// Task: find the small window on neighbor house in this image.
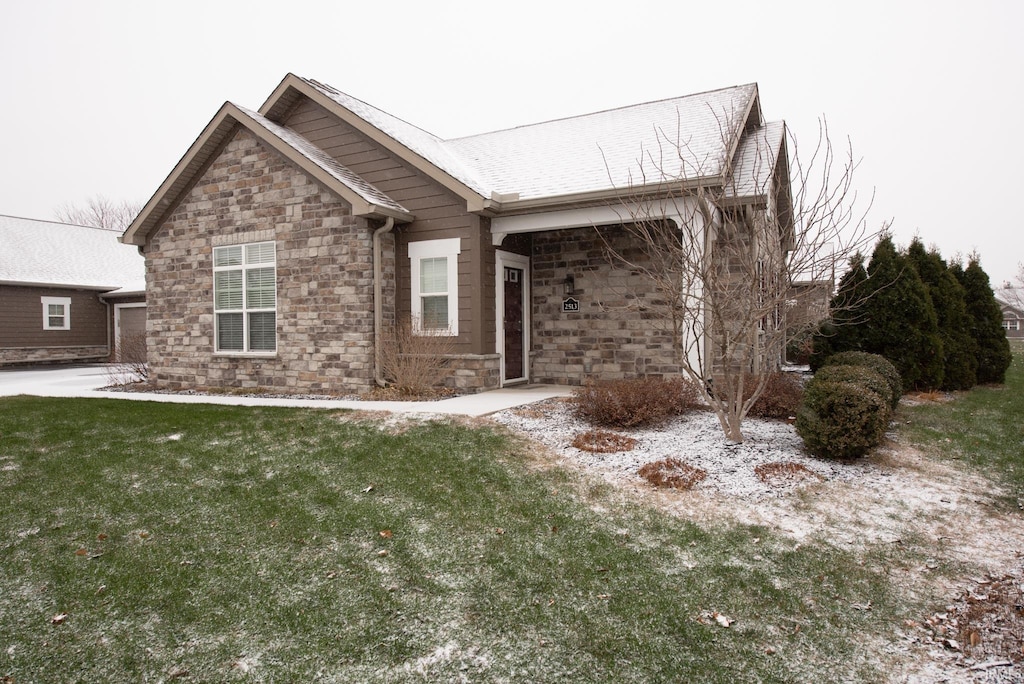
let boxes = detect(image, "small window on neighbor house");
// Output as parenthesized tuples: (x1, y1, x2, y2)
(213, 242, 277, 353)
(409, 238, 460, 335)
(41, 297, 71, 330)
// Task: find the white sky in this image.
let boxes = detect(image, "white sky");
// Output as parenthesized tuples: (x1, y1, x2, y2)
(2, 0, 1021, 284)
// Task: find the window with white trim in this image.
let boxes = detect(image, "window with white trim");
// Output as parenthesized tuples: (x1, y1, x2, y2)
(213, 242, 277, 352)
(409, 238, 460, 335)
(41, 296, 71, 330)
(1003, 319, 1020, 332)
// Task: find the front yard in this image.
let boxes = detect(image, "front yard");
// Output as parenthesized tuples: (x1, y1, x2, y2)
(0, 344, 1021, 682)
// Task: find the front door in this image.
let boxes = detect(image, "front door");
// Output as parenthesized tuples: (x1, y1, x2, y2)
(503, 267, 524, 380)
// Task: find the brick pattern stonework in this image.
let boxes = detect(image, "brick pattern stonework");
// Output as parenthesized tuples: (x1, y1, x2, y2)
(146, 129, 393, 394)
(530, 226, 683, 385)
(0, 346, 109, 366)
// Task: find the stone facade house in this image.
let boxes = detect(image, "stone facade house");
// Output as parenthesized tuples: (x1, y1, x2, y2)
(123, 74, 794, 394)
(1, 215, 146, 366)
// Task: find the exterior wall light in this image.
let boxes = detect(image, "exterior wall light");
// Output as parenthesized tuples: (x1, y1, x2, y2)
(563, 274, 575, 296)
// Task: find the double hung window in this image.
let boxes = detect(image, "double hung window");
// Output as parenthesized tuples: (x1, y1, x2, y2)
(41, 296, 71, 330)
(409, 238, 460, 335)
(213, 242, 277, 352)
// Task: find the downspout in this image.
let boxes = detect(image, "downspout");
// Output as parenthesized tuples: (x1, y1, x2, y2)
(373, 217, 396, 387)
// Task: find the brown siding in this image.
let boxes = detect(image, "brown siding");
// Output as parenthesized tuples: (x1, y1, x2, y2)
(0, 285, 109, 348)
(283, 99, 487, 354)
(1, 285, 110, 365)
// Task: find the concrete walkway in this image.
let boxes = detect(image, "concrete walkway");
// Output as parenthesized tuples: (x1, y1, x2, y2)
(0, 365, 573, 417)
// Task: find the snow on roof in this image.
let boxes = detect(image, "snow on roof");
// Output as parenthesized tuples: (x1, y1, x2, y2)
(0, 215, 145, 290)
(235, 105, 410, 215)
(304, 78, 761, 202)
(300, 79, 491, 197)
(727, 120, 788, 199)
(448, 84, 760, 200)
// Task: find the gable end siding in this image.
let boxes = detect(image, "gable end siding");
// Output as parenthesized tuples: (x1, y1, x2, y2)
(283, 99, 491, 354)
(146, 128, 391, 392)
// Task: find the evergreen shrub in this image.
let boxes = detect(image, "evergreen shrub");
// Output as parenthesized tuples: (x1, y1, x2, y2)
(795, 378, 890, 460)
(822, 351, 903, 409)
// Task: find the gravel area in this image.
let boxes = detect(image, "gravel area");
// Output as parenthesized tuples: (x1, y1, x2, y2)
(491, 397, 876, 501)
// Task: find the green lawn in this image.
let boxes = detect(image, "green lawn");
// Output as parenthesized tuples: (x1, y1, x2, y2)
(0, 397, 923, 682)
(901, 339, 1024, 508)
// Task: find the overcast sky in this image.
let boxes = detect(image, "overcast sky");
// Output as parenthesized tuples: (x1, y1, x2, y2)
(2, 0, 1021, 283)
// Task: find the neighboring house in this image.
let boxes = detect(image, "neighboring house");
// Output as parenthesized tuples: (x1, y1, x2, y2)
(123, 73, 793, 394)
(995, 288, 1024, 339)
(0, 215, 146, 366)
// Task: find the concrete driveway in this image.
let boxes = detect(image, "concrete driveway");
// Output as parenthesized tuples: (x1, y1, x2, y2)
(0, 365, 572, 417)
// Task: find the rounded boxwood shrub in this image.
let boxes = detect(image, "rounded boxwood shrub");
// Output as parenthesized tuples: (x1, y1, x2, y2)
(796, 378, 890, 460)
(812, 365, 892, 412)
(823, 351, 902, 409)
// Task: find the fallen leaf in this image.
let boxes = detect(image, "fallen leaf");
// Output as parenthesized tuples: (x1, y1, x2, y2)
(714, 612, 735, 628)
(96, 585, 107, 595)
(75, 548, 88, 556)
(269, 520, 278, 528)
(942, 638, 960, 651)
(969, 631, 981, 647)
(361, 485, 374, 493)
(97, 533, 108, 541)
(377, 550, 389, 557)
(51, 613, 68, 625)
(495, 528, 505, 535)
(326, 571, 338, 579)
(168, 667, 189, 679)
(379, 529, 393, 539)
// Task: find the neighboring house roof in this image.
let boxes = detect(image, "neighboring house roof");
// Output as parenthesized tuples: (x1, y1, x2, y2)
(0, 214, 145, 291)
(995, 288, 1024, 315)
(127, 74, 788, 245)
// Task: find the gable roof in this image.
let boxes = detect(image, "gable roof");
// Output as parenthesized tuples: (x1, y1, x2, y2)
(123, 103, 413, 247)
(128, 75, 787, 248)
(260, 74, 772, 212)
(0, 214, 145, 290)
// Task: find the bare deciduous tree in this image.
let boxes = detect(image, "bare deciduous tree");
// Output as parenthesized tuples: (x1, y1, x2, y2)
(601, 113, 879, 442)
(55, 195, 141, 232)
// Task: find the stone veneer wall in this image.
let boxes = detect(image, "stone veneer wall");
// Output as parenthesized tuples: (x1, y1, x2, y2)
(0, 346, 109, 366)
(530, 226, 683, 385)
(146, 129, 392, 394)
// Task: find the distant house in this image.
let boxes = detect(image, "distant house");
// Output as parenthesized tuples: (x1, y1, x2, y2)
(0, 215, 146, 366)
(123, 73, 793, 394)
(995, 288, 1024, 339)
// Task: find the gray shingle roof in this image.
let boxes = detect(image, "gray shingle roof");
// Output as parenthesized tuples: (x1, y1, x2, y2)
(303, 78, 767, 202)
(0, 215, 145, 290)
(727, 120, 788, 199)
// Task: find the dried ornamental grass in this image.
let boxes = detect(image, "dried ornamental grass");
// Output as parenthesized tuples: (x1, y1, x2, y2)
(753, 461, 826, 486)
(571, 429, 638, 453)
(638, 458, 708, 490)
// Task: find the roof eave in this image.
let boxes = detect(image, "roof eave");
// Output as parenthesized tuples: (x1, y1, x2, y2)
(0, 279, 120, 291)
(491, 176, 722, 215)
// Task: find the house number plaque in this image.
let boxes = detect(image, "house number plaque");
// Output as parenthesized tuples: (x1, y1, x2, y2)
(562, 297, 580, 313)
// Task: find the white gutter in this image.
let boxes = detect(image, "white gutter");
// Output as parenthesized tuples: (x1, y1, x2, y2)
(372, 217, 395, 387)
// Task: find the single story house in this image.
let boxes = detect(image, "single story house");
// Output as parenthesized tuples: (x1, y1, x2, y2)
(1, 214, 146, 366)
(123, 73, 793, 394)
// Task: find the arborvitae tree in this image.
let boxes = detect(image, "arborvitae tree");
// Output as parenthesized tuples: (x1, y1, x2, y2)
(810, 253, 868, 370)
(905, 239, 978, 390)
(860, 236, 944, 390)
(956, 256, 1012, 384)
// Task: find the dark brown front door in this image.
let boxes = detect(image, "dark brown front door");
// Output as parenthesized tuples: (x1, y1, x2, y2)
(504, 267, 524, 380)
